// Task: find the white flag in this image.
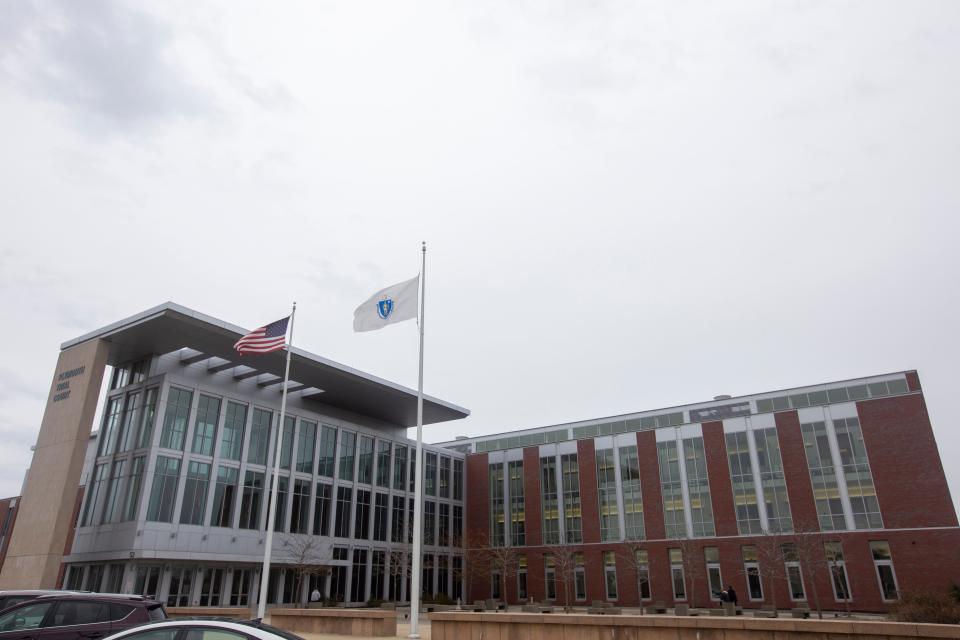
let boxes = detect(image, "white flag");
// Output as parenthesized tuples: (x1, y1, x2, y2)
(353, 275, 419, 332)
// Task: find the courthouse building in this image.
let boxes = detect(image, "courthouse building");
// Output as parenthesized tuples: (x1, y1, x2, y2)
(0, 302, 957, 613)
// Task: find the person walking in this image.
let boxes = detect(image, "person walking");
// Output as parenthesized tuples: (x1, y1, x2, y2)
(726, 585, 738, 605)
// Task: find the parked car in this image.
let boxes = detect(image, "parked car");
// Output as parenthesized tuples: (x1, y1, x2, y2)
(0, 593, 166, 640)
(0, 592, 77, 614)
(103, 619, 305, 640)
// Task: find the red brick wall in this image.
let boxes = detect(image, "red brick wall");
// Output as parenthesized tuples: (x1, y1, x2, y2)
(775, 411, 821, 532)
(637, 430, 665, 541)
(465, 453, 489, 600)
(857, 394, 958, 529)
(905, 370, 922, 392)
(702, 421, 738, 537)
(522, 447, 542, 547)
(577, 439, 600, 545)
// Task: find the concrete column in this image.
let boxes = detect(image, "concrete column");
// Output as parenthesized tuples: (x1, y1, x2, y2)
(0, 338, 110, 589)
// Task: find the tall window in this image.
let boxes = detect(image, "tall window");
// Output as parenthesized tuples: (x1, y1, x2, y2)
(297, 420, 317, 474)
(409, 453, 416, 492)
(357, 435, 374, 484)
(825, 542, 852, 601)
(658, 441, 686, 538)
(355, 489, 371, 540)
(239, 470, 264, 529)
(453, 505, 463, 545)
(280, 416, 295, 470)
(179, 460, 211, 525)
(334, 487, 352, 537)
(561, 453, 582, 543)
(122, 456, 146, 521)
(452, 556, 463, 601)
(782, 543, 806, 601)
(318, 425, 337, 477)
(596, 449, 619, 541)
(636, 549, 651, 600)
(755, 427, 793, 532)
(247, 408, 272, 465)
(100, 459, 126, 524)
(351, 549, 368, 603)
(669, 548, 686, 600)
(98, 397, 123, 456)
(439, 456, 451, 498)
(870, 541, 898, 601)
(541, 456, 560, 544)
(269, 475, 288, 531)
(489, 463, 505, 546)
(291, 479, 311, 534)
(453, 459, 464, 501)
(508, 460, 525, 546)
(313, 483, 332, 536)
(393, 445, 407, 490)
(545, 556, 557, 599)
(705, 547, 723, 601)
(373, 493, 389, 541)
(424, 500, 436, 545)
(574, 553, 586, 601)
(211, 465, 238, 527)
(117, 392, 140, 453)
(742, 545, 763, 600)
(801, 421, 846, 530)
(146, 456, 180, 522)
(425, 452, 437, 496)
(372, 550, 386, 601)
(137, 387, 159, 448)
(684, 437, 715, 537)
(517, 555, 528, 600)
(619, 445, 645, 540)
(159, 387, 193, 450)
(392, 496, 406, 543)
(376, 440, 391, 488)
(438, 502, 450, 546)
(339, 432, 356, 481)
(191, 395, 221, 455)
(220, 401, 246, 461)
(726, 431, 761, 535)
(604, 551, 618, 600)
(835, 417, 882, 529)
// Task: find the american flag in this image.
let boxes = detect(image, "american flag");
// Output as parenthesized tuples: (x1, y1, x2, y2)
(234, 316, 290, 354)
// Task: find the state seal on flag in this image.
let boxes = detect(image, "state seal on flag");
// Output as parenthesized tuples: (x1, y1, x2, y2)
(377, 298, 394, 320)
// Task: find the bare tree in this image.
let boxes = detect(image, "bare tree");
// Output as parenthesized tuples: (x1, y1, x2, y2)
(791, 524, 827, 619)
(279, 535, 332, 607)
(614, 541, 648, 614)
(387, 550, 411, 603)
(458, 530, 493, 604)
(549, 545, 580, 613)
(486, 545, 520, 610)
(752, 530, 787, 615)
(676, 538, 706, 608)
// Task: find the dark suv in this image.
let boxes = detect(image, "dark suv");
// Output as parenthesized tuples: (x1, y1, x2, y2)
(0, 594, 166, 640)
(0, 593, 76, 614)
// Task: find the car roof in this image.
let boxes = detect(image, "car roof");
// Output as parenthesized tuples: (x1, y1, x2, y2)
(0, 590, 78, 596)
(30, 593, 161, 605)
(108, 619, 305, 640)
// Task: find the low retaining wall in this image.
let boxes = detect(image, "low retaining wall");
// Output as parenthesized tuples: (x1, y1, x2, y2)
(269, 608, 397, 637)
(166, 607, 252, 619)
(431, 612, 960, 640)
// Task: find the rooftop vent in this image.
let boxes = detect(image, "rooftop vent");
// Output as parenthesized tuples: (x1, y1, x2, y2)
(713, 394, 732, 401)
(455, 435, 469, 440)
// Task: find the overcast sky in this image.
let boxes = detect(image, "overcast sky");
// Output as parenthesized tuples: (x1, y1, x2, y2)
(0, 1, 958, 510)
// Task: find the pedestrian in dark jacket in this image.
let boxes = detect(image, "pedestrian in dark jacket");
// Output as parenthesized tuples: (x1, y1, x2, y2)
(726, 585, 738, 605)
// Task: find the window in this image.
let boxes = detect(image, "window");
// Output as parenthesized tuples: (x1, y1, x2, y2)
(409, 452, 416, 492)
(238, 470, 264, 530)
(98, 397, 123, 456)
(291, 479, 311, 534)
(297, 420, 317, 474)
(424, 500, 436, 546)
(596, 449, 619, 541)
(561, 453, 582, 543)
(604, 551, 618, 600)
(835, 417, 882, 529)
(871, 541, 898, 601)
(211, 466, 238, 527)
(199, 568, 225, 606)
(351, 549, 368, 603)
(0, 602, 53, 631)
(55, 599, 109, 625)
(508, 460, 525, 546)
(391, 495, 406, 543)
(376, 440, 391, 488)
(318, 425, 337, 477)
(358, 435, 374, 484)
(545, 556, 557, 600)
(422, 553, 434, 596)
(782, 543, 806, 601)
(82, 463, 109, 526)
(742, 545, 763, 601)
(669, 548, 686, 600)
(658, 441, 686, 538)
(334, 487, 352, 537)
(313, 483, 332, 536)
(725, 431, 762, 535)
(438, 502, 450, 546)
(339, 432, 356, 481)
(425, 452, 437, 496)
(619, 445, 645, 540)
(146, 456, 180, 522)
(453, 459, 464, 500)
(191, 395, 221, 455)
(159, 387, 193, 450)
(85, 564, 104, 591)
(268, 475, 288, 531)
(134, 566, 161, 599)
(247, 408, 272, 465)
(825, 542, 852, 601)
(491, 570, 501, 600)
(393, 445, 407, 490)
(230, 569, 251, 606)
(355, 489, 371, 539)
(372, 550, 386, 601)
(220, 401, 247, 461)
(453, 505, 463, 545)
(117, 391, 141, 453)
(137, 387, 159, 448)
(123, 456, 146, 521)
(801, 422, 846, 531)
(167, 567, 193, 606)
(373, 492, 389, 541)
(184, 630, 246, 640)
(541, 456, 560, 544)
(755, 427, 793, 533)
(101, 459, 126, 524)
(684, 437, 715, 537)
(437, 554, 450, 598)
(452, 556, 463, 601)
(179, 460, 211, 525)
(517, 555, 528, 600)
(280, 416, 295, 470)
(574, 553, 587, 601)
(389, 551, 405, 601)
(489, 463, 505, 546)
(636, 550, 651, 600)
(439, 456, 451, 498)
(705, 547, 722, 601)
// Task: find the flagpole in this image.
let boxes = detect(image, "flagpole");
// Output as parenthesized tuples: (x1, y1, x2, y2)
(257, 302, 296, 620)
(409, 242, 426, 639)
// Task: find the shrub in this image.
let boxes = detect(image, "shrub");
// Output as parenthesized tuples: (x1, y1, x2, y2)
(367, 598, 384, 608)
(432, 593, 454, 605)
(889, 591, 960, 625)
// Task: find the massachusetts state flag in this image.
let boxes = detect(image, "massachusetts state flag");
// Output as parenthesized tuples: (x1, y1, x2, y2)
(234, 316, 290, 354)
